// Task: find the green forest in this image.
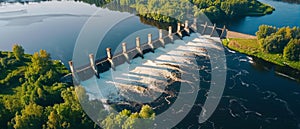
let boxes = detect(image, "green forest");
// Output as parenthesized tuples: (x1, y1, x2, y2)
(134, 0, 274, 22)
(79, 0, 274, 22)
(0, 45, 155, 129)
(256, 25, 300, 61)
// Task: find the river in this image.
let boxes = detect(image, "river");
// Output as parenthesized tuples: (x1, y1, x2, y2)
(0, 0, 299, 129)
(221, 0, 300, 35)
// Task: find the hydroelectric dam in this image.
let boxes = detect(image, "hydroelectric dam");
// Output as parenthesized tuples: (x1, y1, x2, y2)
(63, 19, 228, 127)
(63, 19, 228, 84)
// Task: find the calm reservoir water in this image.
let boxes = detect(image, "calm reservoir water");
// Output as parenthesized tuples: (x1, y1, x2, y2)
(0, 0, 299, 129)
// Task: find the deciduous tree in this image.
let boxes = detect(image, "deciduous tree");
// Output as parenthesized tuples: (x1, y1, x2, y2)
(256, 25, 277, 39)
(284, 39, 300, 61)
(12, 44, 24, 61)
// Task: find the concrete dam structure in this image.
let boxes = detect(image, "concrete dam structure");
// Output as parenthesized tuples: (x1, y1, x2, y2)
(63, 19, 228, 83)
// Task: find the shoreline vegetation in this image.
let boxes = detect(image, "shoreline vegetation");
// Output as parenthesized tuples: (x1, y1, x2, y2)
(131, 0, 275, 22)
(79, 0, 275, 22)
(223, 25, 300, 71)
(223, 38, 300, 71)
(0, 46, 156, 128)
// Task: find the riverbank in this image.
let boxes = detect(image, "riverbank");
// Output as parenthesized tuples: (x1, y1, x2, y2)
(222, 36, 300, 71)
(226, 31, 257, 39)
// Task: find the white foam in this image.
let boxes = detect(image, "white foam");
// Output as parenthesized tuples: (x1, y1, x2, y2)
(275, 71, 297, 81)
(81, 33, 221, 103)
(226, 47, 236, 53)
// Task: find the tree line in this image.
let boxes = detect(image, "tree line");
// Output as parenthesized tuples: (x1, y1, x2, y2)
(256, 25, 300, 61)
(123, 0, 274, 22)
(193, 0, 274, 20)
(77, 0, 274, 23)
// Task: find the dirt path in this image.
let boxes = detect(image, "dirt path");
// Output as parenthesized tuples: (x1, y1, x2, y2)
(226, 30, 257, 39)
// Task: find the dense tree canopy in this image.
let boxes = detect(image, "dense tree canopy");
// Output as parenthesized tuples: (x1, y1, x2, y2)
(260, 34, 286, 53)
(256, 25, 277, 39)
(0, 45, 156, 129)
(0, 46, 94, 129)
(256, 25, 300, 61)
(220, 0, 248, 18)
(79, 0, 274, 22)
(101, 105, 155, 129)
(284, 39, 300, 61)
(131, 0, 274, 22)
(12, 103, 44, 129)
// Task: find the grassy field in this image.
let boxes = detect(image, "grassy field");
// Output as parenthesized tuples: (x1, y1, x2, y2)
(222, 38, 300, 71)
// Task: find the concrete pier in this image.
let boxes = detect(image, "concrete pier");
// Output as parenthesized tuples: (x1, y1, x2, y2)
(159, 29, 165, 47)
(220, 25, 226, 38)
(89, 54, 96, 71)
(68, 61, 80, 83)
(184, 20, 190, 34)
(192, 18, 197, 30)
(136, 37, 140, 49)
(148, 34, 152, 44)
(177, 22, 181, 32)
(89, 54, 99, 78)
(136, 37, 143, 56)
(122, 42, 127, 53)
(202, 22, 207, 35)
(159, 29, 163, 40)
(68, 61, 75, 75)
(106, 48, 112, 59)
(168, 26, 172, 36)
(177, 22, 182, 37)
(148, 33, 154, 50)
(106, 47, 115, 70)
(122, 42, 130, 63)
(210, 23, 216, 37)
